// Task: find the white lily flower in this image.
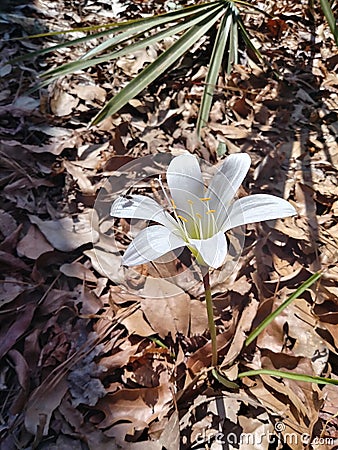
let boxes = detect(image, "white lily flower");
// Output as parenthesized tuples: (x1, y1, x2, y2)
(111, 153, 296, 269)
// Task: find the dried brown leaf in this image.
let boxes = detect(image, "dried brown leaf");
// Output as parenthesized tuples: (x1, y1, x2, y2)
(96, 384, 172, 429)
(121, 308, 155, 337)
(0, 277, 28, 307)
(0, 303, 35, 359)
(29, 212, 99, 252)
(60, 262, 97, 283)
(50, 89, 79, 116)
(17, 225, 54, 259)
(140, 293, 190, 338)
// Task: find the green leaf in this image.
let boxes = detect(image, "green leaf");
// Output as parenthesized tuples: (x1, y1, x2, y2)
(197, 8, 233, 135)
(245, 271, 322, 346)
(227, 5, 239, 72)
(82, 1, 221, 60)
(12, 25, 140, 64)
(320, 0, 338, 46)
(212, 368, 239, 389)
(91, 5, 225, 126)
(237, 15, 263, 63)
(238, 369, 338, 386)
(41, 6, 221, 82)
(13, 1, 220, 63)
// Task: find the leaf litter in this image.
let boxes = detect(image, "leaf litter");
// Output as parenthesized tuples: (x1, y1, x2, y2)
(0, 0, 337, 448)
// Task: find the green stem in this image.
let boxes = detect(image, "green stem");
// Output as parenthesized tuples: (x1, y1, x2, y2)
(203, 270, 218, 367)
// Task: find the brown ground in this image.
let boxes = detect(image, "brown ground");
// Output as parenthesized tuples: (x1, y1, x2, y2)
(0, 0, 337, 449)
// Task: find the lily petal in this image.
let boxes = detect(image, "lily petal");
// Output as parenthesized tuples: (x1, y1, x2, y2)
(206, 153, 251, 229)
(189, 231, 228, 269)
(167, 154, 205, 217)
(122, 225, 186, 266)
(111, 194, 177, 230)
(223, 194, 297, 231)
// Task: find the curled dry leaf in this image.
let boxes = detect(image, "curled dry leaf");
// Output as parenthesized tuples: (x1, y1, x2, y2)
(29, 212, 99, 252)
(72, 285, 103, 315)
(220, 297, 259, 368)
(63, 160, 96, 195)
(50, 89, 79, 117)
(84, 248, 124, 284)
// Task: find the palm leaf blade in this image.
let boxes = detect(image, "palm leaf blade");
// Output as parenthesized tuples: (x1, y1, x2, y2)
(320, 0, 338, 45)
(41, 7, 221, 81)
(91, 6, 225, 126)
(197, 9, 233, 134)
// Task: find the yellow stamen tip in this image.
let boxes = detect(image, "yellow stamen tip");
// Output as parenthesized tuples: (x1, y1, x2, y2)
(196, 213, 202, 219)
(171, 199, 177, 209)
(206, 209, 216, 214)
(187, 200, 193, 205)
(177, 215, 188, 223)
(200, 197, 211, 201)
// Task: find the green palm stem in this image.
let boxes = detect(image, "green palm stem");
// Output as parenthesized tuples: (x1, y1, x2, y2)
(203, 270, 218, 367)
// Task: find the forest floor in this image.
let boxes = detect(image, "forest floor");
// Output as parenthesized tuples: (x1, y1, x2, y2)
(0, 0, 338, 449)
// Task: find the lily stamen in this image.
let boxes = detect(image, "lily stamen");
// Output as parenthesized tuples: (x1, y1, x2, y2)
(177, 215, 188, 223)
(186, 199, 201, 239)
